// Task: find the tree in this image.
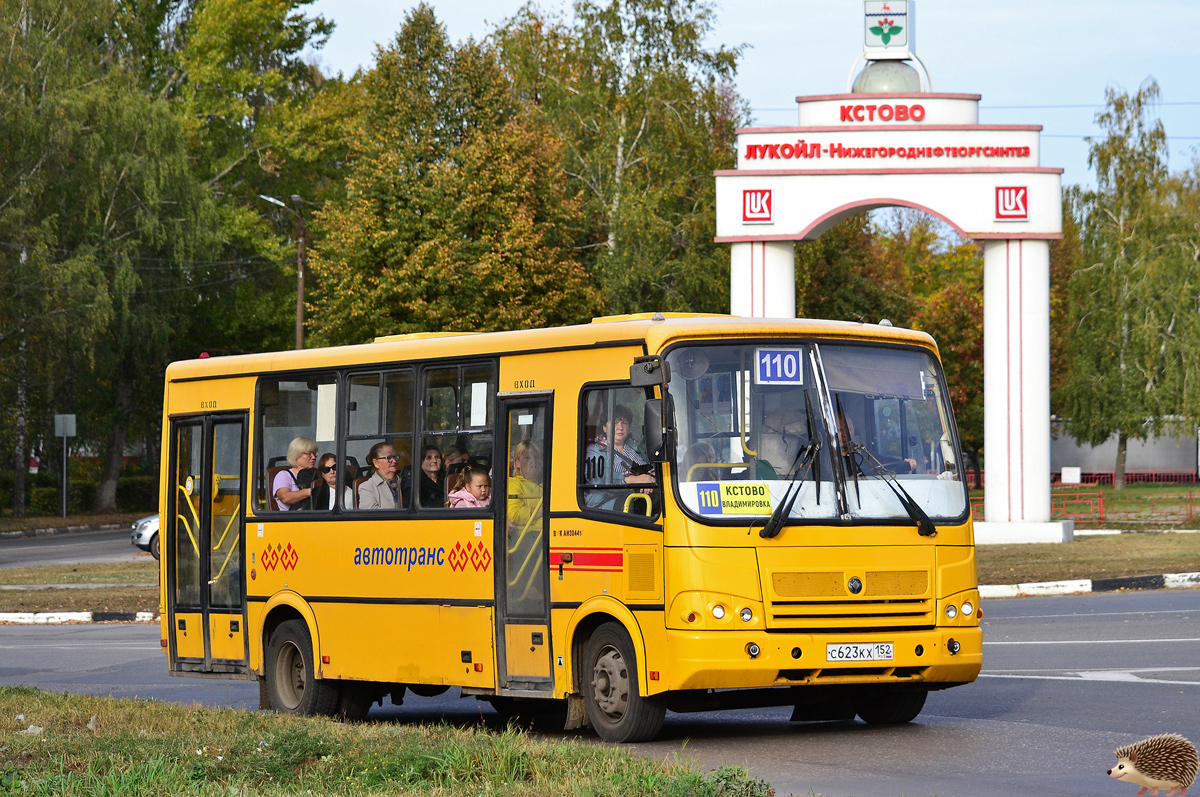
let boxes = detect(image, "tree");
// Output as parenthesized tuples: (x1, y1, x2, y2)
(1049, 193, 1084, 401)
(309, 5, 601, 344)
(494, 0, 747, 314)
(794, 214, 910, 324)
(1058, 79, 1179, 489)
(869, 210, 984, 485)
(171, 0, 346, 358)
(0, 0, 124, 515)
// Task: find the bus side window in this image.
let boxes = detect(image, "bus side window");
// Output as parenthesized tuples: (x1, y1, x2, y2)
(416, 363, 495, 509)
(256, 375, 337, 512)
(346, 369, 414, 509)
(579, 386, 660, 519)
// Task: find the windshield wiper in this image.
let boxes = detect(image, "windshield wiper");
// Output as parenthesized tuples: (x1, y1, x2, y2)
(835, 396, 862, 504)
(835, 396, 937, 538)
(761, 392, 822, 539)
(853, 446, 938, 537)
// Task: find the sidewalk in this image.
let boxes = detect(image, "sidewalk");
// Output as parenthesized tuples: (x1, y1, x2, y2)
(0, 523, 128, 540)
(980, 570, 1200, 598)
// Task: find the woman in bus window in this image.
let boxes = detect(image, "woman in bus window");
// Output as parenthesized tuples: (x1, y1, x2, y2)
(359, 442, 401, 509)
(316, 452, 354, 510)
(273, 437, 317, 511)
(401, 444, 444, 508)
(584, 404, 655, 509)
(507, 440, 543, 532)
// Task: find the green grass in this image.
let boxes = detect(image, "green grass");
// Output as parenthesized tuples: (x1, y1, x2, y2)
(0, 687, 774, 796)
(977, 531, 1200, 584)
(0, 561, 158, 586)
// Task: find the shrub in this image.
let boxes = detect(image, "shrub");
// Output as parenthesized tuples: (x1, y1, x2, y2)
(28, 487, 58, 516)
(117, 476, 157, 512)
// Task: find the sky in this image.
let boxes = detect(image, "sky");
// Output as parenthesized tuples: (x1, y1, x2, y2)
(305, 0, 1199, 190)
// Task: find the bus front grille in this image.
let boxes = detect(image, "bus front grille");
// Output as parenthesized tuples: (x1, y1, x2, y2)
(766, 569, 934, 631)
(766, 598, 933, 630)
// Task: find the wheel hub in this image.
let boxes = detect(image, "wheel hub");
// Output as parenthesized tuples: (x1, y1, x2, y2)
(590, 645, 628, 720)
(276, 640, 305, 710)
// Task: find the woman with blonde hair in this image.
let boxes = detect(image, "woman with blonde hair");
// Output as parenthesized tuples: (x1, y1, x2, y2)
(507, 440, 543, 532)
(273, 437, 317, 511)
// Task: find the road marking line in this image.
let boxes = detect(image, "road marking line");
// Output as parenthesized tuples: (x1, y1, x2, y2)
(984, 638, 1200, 645)
(0, 645, 156, 650)
(980, 673, 1200, 686)
(992, 666, 1200, 674)
(987, 609, 1200, 620)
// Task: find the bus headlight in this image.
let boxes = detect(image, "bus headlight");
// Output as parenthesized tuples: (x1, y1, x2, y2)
(740, 607, 753, 622)
(961, 601, 974, 617)
(945, 604, 957, 620)
(712, 605, 726, 620)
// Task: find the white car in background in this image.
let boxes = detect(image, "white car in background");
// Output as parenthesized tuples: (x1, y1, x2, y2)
(130, 514, 160, 560)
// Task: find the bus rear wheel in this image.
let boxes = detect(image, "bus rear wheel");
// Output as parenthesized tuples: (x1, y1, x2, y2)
(265, 619, 338, 716)
(853, 687, 927, 724)
(582, 622, 665, 742)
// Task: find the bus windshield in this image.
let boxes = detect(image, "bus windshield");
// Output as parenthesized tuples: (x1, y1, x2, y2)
(667, 341, 968, 525)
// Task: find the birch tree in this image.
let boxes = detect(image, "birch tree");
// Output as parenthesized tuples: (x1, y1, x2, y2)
(494, 0, 746, 313)
(1059, 79, 1179, 488)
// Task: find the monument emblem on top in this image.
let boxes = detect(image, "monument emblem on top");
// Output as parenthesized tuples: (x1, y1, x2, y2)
(864, 1, 912, 55)
(714, 2, 1069, 542)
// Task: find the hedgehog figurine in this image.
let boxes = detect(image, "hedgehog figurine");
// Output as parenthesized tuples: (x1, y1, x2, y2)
(1108, 734, 1198, 796)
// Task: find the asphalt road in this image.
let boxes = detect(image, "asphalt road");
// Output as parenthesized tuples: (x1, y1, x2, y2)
(0, 528, 141, 569)
(1, 589, 1197, 797)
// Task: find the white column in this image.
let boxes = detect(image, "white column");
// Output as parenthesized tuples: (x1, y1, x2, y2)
(730, 241, 796, 318)
(979, 239, 1070, 543)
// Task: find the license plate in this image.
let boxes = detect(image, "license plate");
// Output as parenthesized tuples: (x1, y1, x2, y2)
(826, 642, 894, 662)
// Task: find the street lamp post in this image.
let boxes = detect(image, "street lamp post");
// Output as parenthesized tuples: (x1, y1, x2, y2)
(259, 193, 307, 350)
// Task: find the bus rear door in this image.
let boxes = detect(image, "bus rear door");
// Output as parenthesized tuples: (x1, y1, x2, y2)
(166, 414, 249, 675)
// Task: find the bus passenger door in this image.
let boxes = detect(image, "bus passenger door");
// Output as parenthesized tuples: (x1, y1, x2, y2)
(166, 414, 249, 675)
(496, 397, 553, 694)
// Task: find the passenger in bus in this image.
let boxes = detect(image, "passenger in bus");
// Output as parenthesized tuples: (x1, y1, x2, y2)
(359, 442, 401, 509)
(584, 404, 655, 509)
(273, 437, 318, 511)
(400, 443, 444, 508)
(837, 412, 917, 475)
(315, 452, 354, 510)
(507, 440, 543, 531)
(681, 441, 718, 482)
(443, 444, 469, 498)
(447, 465, 491, 509)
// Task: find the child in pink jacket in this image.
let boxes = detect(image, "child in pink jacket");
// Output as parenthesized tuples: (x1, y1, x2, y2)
(447, 465, 491, 509)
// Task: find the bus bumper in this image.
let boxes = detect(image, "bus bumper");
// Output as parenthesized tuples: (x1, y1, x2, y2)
(659, 626, 982, 692)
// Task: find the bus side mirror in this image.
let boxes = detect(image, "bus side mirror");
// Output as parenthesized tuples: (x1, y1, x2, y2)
(630, 356, 670, 388)
(643, 399, 666, 461)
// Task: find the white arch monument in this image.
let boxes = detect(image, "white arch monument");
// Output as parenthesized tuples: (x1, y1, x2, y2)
(715, 3, 1070, 543)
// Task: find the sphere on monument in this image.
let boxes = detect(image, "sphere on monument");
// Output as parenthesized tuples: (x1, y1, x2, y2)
(851, 60, 921, 93)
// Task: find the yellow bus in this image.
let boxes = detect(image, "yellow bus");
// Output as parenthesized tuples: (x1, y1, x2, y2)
(160, 313, 980, 742)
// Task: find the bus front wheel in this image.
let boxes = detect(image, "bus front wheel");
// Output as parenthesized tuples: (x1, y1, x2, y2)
(853, 687, 927, 724)
(582, 622, 665, 742)
(265, 619, 338, 716)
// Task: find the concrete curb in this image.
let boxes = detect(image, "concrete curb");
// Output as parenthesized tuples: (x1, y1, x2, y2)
(0, 523, 126, 540)
(0, 611, 157, 625)
(980, 571, 1200, 598)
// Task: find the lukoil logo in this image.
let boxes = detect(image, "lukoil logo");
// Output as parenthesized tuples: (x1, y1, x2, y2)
(743, 189, 772, 223)
(995, 186, 1028, 220)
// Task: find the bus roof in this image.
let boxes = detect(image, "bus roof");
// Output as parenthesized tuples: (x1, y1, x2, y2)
(166, 314, 937, 381)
